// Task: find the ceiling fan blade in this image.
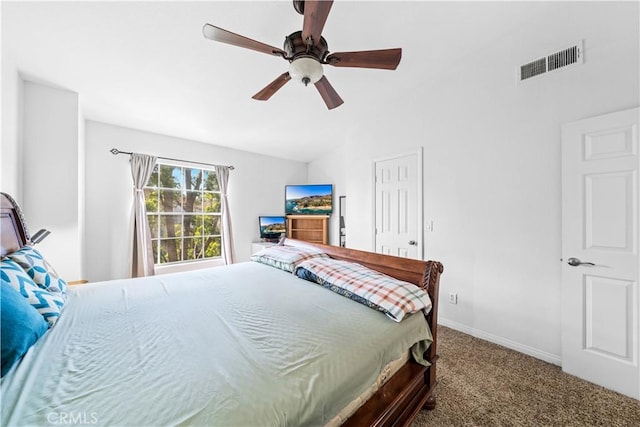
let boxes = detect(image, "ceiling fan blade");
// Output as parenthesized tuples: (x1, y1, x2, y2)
(203, 24, 286, 57)
(301, 0, 333, 46)
(252, 72, 292, 101)
(326, 48, 402, 70)
(314, 75, 344, 110)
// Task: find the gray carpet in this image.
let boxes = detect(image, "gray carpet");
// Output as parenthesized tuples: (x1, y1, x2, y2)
(412, 326, 640, 426)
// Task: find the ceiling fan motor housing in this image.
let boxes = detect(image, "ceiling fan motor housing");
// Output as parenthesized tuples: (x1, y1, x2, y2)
(284, 31, 329, 63)
(293, 0, 305, 15)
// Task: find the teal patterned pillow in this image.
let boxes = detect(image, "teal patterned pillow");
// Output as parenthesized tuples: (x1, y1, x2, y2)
(1, 258, 64, 327)
(7, 246, 67, 297)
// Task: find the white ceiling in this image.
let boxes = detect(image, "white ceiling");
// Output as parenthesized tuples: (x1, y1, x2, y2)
(3, 1, 561, 162)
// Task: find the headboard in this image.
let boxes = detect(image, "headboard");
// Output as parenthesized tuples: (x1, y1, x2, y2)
(1, 192, 30, 257)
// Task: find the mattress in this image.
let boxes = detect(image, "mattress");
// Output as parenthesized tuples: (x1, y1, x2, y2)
(1, 261, 432, 426)
(327, 350, 410, 426)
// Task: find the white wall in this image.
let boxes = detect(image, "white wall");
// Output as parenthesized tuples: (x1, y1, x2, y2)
(84, 120, 307, 282)
(309, 1, 639, 363)
(1, 51, 22, 199)
(22, 81, 82, 281)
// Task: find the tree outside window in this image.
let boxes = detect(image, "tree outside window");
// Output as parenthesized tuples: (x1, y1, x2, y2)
(144, 163, 222, 264)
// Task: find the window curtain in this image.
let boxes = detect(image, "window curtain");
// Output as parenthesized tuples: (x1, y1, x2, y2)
(130, 153, 157, 277)
(214, 165, 235, 264)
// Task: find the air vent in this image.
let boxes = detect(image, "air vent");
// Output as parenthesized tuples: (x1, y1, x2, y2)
(518, 40, 584, 83)
(520, 58, 547, 81)
(548, 45, 580, 71)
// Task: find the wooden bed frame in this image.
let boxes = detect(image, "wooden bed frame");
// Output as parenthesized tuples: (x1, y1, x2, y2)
(0, 192, 443, 426)
(308, 243, 443, 426)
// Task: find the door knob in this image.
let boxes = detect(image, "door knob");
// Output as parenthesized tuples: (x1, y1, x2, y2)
(567, 257, 595, 267)
(408, 240, 417, 246)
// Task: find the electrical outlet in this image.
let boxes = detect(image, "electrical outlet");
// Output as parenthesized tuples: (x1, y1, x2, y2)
(448, 292, 458, 304)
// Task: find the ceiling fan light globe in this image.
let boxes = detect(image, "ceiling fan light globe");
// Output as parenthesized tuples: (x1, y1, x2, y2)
(289, 57, 323, 85)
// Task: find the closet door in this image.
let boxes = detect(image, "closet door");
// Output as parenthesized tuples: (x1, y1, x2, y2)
(374, 149, 422, 260)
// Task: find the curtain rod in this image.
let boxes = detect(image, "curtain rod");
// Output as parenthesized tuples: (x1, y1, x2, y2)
(110, 148, 234, 170)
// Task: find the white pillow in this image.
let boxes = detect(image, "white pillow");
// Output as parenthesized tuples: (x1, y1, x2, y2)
(251, 244, 327, 273)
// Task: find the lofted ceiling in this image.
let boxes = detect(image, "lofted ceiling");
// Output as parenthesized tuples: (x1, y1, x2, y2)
(3, 1, 562, 162)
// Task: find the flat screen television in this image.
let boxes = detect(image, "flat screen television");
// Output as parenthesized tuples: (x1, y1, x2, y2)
(258, 216, 286, 240)
(285, 184, 333, 215)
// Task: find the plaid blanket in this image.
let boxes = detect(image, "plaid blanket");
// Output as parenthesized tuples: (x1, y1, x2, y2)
(295, 257, 432, 322)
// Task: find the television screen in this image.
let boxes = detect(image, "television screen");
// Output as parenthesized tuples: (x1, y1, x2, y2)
(285, 184, 333, 215)
(259, 216, 286, 240)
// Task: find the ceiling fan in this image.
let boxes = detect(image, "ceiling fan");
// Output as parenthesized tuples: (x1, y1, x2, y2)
(202, 0, 402, 110)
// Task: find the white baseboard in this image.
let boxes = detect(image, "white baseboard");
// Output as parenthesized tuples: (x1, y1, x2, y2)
(438, 318, 562, 366)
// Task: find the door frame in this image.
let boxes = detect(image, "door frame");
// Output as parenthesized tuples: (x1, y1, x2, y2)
(372, 147, 424, 260)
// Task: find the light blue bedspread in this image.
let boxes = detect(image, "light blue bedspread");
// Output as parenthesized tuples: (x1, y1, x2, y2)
(1, 262, 431, 426)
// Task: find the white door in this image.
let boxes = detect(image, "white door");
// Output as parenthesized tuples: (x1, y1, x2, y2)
(561, 107, 639, 399)
(374, 150, 422, 259)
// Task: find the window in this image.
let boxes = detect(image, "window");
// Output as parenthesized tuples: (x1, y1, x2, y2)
(144, 162, 222, 264)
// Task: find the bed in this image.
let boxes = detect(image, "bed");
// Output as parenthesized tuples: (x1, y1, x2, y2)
(0, 192, 443, 426)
